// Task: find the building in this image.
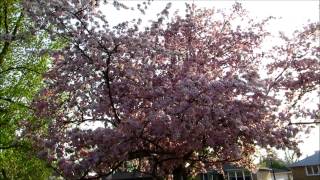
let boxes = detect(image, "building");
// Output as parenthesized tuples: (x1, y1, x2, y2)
(105, 163, 294, 180)
(104, 171, 153, 180)
(199, 165, 292, 180)
(289, 151, 320, 180)
(255, 168, 292, 180)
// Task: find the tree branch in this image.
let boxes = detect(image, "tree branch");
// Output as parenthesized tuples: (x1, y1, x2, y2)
(103, 46, 121, 126)
(0, 12, 23, 65)
(0, 66, 41, 75)
(289, 121, 320, 125)
(80, 161, 124, 180)
(0, 141, 20, 150)
(0, 96, 32, 110)
(1, 169, 8, 180)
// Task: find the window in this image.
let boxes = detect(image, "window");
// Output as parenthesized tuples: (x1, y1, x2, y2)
(313, 165, 319, 174)
(203, 173, 209, 180)
(305, 165, 320, 176)
(227, 170, 252, 180)
(243, 171, 252, 180)
(236, 171, 244, 180)
(202, 172, 223, 180)
(228, 171, 236, 180)
(306, 166, 313, 174)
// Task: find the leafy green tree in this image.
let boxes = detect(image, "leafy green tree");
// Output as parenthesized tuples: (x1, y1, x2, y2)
(259, 151, 289, 170)
(259, 157, 289, 170)
(0, 0, 61, 178)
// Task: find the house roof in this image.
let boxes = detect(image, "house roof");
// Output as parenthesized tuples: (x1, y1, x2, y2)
(289, 151, 320, 167)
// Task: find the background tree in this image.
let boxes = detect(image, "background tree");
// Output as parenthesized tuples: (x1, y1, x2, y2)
(0, 0, 63, 178)
(24, 0, 319, 179)
(283, 149, 299, 165)
(258, 150, 289, 170)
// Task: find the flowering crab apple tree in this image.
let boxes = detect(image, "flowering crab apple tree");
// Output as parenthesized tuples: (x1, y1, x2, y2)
(24, 0, 319, 179)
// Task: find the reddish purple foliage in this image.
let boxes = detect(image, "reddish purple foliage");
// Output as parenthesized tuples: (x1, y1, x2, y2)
(24, 1, 319, 179)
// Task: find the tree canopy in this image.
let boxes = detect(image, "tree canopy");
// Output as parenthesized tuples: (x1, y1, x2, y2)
(23, 0, 319, 179)
(0, 0, 59, 178)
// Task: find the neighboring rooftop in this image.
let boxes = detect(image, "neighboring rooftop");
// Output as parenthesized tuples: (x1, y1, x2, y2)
(289, 151, 320, 167)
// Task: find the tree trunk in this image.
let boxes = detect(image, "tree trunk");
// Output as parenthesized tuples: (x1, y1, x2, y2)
(173, 166, 188, 180)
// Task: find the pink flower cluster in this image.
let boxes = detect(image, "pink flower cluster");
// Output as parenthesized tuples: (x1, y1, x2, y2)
(24, 0, 319, 179)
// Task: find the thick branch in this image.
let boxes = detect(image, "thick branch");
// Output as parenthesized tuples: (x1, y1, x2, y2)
(289, 121, 320, 125)
(0, 96, 32, 110)
(103, 46, 121, 126)
(0, 66, 41, 75)
(4, 1, 9, 34)
(0, 141, 20, 150)
(80, 161, 124, 180)
(0, 12, 23, 65)
(103, 69, 120, 126)
(1, 169, 8, 179)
